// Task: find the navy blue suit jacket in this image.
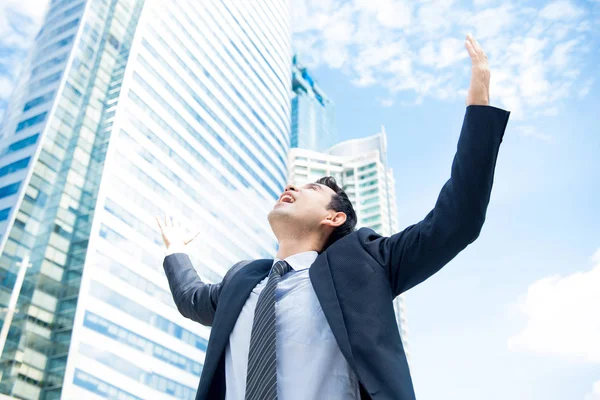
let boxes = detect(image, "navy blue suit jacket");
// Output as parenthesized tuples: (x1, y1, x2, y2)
(163, 105, 510, 399)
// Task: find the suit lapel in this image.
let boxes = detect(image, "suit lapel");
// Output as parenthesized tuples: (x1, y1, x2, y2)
(199, 256, 357, 396)
(200, 259, 272, 392)
(309, 251, 356, 370)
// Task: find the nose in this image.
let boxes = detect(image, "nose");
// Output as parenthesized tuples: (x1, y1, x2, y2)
(284, 184, 298, 192)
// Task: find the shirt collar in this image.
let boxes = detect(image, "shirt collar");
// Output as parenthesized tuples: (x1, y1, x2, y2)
(273, 251, 318, 272)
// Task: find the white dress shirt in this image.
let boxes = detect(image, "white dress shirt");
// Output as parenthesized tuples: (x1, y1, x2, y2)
(225, 251, 360, 400)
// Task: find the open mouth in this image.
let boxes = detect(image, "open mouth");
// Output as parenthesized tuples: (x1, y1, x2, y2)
(279, 194, 295, 204)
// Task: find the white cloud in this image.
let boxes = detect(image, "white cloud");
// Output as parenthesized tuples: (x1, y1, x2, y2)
(539, 0, 584, 20)
(593, 248, 600, 264)
(372, 0, 413, 29)
(507, 248, 600, 364)
(579, 78, 595, 98)
(0, 0, 51, 115)
(467, 4, 517, 40)
(586, 381, 600, 400)
(548, 39, 579, 69)
(292, 0, 596, 117)
(473, 0, 496, 6)
(378, 97, 395, 107)
(0, 76, 15, 99)
(515, 125, 553, 143)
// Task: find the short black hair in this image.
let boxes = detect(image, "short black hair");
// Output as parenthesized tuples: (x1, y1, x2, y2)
(315, 176, 357, 250)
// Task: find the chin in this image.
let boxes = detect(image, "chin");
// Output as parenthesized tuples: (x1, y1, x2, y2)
(268, 205, 293, 223)
(268, 206, 286, 218)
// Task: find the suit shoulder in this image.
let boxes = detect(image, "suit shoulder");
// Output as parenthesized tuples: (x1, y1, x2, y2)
(356, 227, 383, 241)
(223, 259, 271, 283)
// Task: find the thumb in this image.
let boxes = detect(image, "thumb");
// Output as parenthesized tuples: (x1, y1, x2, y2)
(184, 231, 201, 245)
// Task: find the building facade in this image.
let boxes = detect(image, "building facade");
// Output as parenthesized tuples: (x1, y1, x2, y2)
(0, 0, 291, 398)
(288, 129, 409, 359)
(290, 55, 335, 152)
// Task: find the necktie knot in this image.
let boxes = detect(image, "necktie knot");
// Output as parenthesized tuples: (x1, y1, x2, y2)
(271, 260, 291, 278)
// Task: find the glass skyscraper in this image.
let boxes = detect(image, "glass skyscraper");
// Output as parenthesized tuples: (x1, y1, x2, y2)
(288, 129, 410, 361)
(0, 0, 291, 398)
(290, 55, 335, 152)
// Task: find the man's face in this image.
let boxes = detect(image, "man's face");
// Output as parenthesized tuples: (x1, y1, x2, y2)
(268, 183, 337, 230)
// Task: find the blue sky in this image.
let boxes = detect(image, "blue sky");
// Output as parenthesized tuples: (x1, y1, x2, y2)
(292, 0, 600, 398)
(1, 0, 599, 399)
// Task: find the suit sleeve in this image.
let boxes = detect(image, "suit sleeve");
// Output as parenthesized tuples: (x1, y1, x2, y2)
(360, 105, 510, 296)
(163, 253, 236, 326)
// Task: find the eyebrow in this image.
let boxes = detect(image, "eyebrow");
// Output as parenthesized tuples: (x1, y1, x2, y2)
(306, 183, 322, 191)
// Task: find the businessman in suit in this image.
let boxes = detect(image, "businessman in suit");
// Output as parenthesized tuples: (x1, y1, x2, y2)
(156, 35, 510, 400)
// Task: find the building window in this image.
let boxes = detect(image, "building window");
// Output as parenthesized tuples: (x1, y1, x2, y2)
(0, 182, 21, 199)
(37, 34, 75, 59)
(108, 34, 120, 49)
(361, 196, 379, 206)
(5, 134, 40, 153)
(363, 215, 381, 224)
(0, 157, 31, 177)
(49, 17, 80, 37)
(31, 53, 68, 77)
(362, 188, 378, 196)
(0, 208, 10, 221)
(359, 179, 378, 188)
(23, 91, 55, 112)
(358, 162, 377, 172)
(363, 205, 380, 214)
(34, 71, 63, 87)
(15, 112, 48, 132)
(359, 171, 377, 180)
(73, 369, 143, 400)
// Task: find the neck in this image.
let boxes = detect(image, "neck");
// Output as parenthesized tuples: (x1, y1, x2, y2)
(275, 235, 321, 260)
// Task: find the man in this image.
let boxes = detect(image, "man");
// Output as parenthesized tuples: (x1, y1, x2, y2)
(156, 34, 510, 400)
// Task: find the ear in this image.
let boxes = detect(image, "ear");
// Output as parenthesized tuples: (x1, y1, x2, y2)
(321, 211, 347, 228)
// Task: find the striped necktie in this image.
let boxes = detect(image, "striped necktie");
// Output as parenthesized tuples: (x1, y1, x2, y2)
(245, 260, 292, 400)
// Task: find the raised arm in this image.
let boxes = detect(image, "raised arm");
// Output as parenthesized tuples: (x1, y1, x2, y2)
(157, 216, 221, 326)
(359, 35, 510, 296)
(162, 253, 221, 326)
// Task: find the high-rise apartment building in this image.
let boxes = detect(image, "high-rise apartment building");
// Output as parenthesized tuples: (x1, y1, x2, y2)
(290, 55, 335, 152)
(0, 0, 291, 398)
(288, 129, 409, 359)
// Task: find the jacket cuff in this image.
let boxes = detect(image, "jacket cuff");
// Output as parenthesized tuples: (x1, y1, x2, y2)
(165, 245, 188, 257)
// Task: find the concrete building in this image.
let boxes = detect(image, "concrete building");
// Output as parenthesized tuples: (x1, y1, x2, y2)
(0, 0, 291, 398)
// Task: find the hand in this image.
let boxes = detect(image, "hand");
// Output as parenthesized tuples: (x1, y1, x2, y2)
(155, 215, 200, 251)
(465, 34, 490, 106)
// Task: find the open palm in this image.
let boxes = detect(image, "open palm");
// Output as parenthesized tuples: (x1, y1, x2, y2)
(156, 216, 200, 249)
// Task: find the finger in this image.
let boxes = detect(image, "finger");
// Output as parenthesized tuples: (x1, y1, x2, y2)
(480, 45, 489, 62)
(465, 39, 478, 60)
(471, 36, 488, 61)
(164, 214, 169, 227)
(474, 37, 484, 55)
(155, 216, 164, 232)
(184, 231, 201, 245)
(466, 34, 482, 56)
(466, 33, 476, 48)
